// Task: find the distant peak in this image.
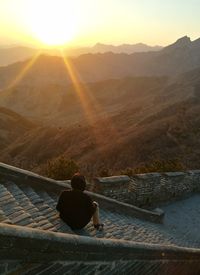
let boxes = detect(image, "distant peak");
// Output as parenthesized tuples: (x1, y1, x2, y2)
(163, 36, 191, 51)
(94, 43, 108, 47)
(175, 36, 191, 45)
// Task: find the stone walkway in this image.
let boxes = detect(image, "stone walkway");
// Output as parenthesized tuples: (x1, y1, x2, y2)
(161, 194, 200, 248)
(1, 180, 200, 249)
(1, 178, 200, 275)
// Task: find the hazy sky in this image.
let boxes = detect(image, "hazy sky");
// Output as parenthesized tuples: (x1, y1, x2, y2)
(0, 0, 199, 47)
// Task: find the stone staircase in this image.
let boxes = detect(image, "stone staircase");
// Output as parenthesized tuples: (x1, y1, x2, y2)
(1, 163, 200, 274)
(0, 179, 198, 248)
(0, 181, 73, 234)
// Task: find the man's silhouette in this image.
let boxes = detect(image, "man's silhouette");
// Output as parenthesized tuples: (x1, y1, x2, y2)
(56, 173, 103, 230)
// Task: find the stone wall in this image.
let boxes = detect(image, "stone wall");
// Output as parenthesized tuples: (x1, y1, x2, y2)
(1, 223, 200, 262)
(93, 171, 200, 207)
(0, 162, 164, 223)
(93, 176, 131, 203)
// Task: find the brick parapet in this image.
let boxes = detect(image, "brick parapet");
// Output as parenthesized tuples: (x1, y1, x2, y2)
(93, 171, 200, 207)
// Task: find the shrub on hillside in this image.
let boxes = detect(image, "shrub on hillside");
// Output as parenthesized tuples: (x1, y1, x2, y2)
(122, 159, 185, 175)
(146, 159, 185, 172)
(120, 167, 134, 176)
(45, 155, 79, 180)
(98, 165, 112, 177)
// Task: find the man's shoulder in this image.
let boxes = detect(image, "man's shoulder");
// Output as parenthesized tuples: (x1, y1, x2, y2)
(82, 192, 93, 202)
(72, 190, 92, 201)
(61, 190, 71, 193)
(60, 190, 71, 197)
(82, 192, 91, 198)
(60, 190, 92, 201)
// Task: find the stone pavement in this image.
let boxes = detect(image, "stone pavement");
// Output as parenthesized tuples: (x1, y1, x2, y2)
(161, 194, 200, 248)
(1, 179, 200, 249)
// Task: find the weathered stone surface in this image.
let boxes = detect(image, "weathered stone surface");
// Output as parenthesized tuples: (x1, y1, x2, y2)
(1, 259, 200, 275)
(95, 175, 130, 184)
(0, 177, 199, 250)
(1, 163, 200, 274)
(1, 223, 200, 262)
(93, 172, 200, 207)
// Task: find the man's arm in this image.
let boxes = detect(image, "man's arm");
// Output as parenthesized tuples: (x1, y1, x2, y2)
(56, 191, 65, 212)
(85, 194, 96, 216)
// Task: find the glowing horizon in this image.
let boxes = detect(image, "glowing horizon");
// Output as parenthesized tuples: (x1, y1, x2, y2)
(0, 0, 200, 48)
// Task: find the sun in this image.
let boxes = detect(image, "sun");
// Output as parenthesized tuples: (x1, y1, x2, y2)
(25, 0, 80, 46)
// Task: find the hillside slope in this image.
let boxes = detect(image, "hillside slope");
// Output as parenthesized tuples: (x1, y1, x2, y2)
(1, 68, 200, 174)
(0, 76, 167, 124)
(0, 107, 36, 151)
(1, 97, 200, 175)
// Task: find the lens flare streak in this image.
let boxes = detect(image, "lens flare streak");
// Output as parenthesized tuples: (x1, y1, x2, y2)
(6, 51, 41, 89)
(60, 50, 121, 155)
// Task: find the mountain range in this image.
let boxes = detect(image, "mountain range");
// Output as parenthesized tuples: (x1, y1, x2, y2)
(0, 36, 200, 175)
(0, 42, 162, 67)
(0, 36, 200, 92)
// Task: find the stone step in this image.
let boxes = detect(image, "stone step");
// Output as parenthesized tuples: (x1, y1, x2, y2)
(0, 183, 33, 226)
(38, 188, 169, 244)
(0, 209, 11, 224)
(0, 182, 176, 246)
(1, 180, 199, 249)
(33, 189, 74, 234)
(4, 182, 54, 230)
(36, 190, 57, 208)
(17, 185, 58, 230)
(21, 186, 73, 234)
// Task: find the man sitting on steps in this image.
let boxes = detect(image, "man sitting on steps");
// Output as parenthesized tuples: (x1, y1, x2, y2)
(56, 173, 104, 230)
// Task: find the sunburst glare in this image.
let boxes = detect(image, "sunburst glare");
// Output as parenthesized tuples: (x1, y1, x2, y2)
(24, 0, 81, 46)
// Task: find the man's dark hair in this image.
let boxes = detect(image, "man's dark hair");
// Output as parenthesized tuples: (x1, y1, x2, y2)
(71, 173, 86, 191)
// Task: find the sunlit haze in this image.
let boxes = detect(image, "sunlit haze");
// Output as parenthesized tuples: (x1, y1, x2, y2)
(0, 0, 200, 47)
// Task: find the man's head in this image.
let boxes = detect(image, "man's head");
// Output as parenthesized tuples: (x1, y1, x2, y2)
(71, 173, 86, 191)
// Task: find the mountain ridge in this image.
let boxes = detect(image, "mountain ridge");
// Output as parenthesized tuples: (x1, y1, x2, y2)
(1, 36, 200, 90)
(0, 42, 162, 67)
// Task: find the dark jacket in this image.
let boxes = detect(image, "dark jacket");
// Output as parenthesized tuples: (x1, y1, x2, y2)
(56, 189, 95, 229)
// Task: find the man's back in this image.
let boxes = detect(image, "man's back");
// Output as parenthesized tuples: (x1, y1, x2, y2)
(56, 189, 95, 229)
